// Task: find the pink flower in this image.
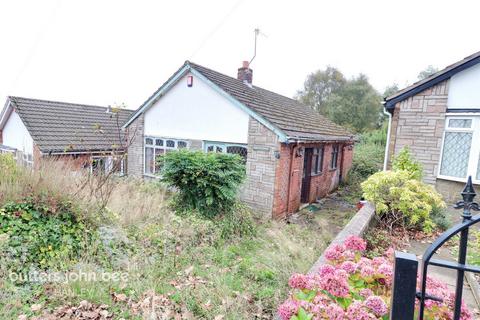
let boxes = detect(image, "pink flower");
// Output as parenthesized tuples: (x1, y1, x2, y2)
(364, 296, 388, 316)
(277, 299, 299, 320)
(344, 235, 367, 252)
(340, 261, 357, 274)
(360, 265, 375, 277)
(372, 256, 387, 267)
(346, 301, 375, 320)
(377, 263, 393, 285)
(359, 288, 373, 298)
(317, 264, 335, 277)
(324, 243, 346, 261)
(320, 269, 350, 298)
(288, 273, 308, 289)
(326, 303, 345, 320)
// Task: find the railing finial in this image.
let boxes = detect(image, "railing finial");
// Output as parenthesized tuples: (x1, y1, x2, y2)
(455, 175, 479, 220)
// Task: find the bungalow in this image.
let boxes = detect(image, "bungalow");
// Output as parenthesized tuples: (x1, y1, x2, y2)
(0, 96, 133, 173)
(123, 61, 355, 218)
(384, 51, 480, 201)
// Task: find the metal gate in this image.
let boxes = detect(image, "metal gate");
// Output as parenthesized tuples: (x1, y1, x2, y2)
(390, 176, 480, 320)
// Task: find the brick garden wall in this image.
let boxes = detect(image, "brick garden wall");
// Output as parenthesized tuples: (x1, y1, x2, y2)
(240, 117, 279, 217)
(387, 80, 449, 184)
(126, 114, 145, 178)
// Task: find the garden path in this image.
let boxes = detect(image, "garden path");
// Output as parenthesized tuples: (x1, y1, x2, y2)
(409, 240, 479, 313)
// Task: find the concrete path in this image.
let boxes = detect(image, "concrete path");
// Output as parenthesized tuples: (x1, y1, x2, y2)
(409, 240, 479, 312)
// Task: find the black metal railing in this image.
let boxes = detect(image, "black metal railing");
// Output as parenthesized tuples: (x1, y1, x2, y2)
(390, 176, 480, 320)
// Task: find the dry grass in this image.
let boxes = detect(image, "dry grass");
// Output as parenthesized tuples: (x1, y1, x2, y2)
(0, 157, 349, 319)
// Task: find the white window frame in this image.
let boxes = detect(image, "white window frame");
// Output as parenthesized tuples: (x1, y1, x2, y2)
(90, 156, 125, 176)
(144, 137, 188, 177)
(204, 141, 248, 158)
(437, 116, 480, 184)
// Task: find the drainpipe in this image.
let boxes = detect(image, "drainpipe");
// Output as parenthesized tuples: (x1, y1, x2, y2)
(383, 103, 392, 171)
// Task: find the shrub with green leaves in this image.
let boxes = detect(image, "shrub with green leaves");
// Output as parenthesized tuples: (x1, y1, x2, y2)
(161, 150, 246, 218)
(361, 170, 445, 232)
(391, 147, 422, 180)
(0, 196, 98, 274)
(349, 127, 386, 181)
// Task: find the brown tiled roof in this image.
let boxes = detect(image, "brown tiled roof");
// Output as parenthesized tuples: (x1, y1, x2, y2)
(7, 96, 133, 154)
(125, 61, 353, 142)
(189, 62, 353, 141)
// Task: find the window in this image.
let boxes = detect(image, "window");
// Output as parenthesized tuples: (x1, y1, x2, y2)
(330, 145, 339, 169)
(144, 137, 188, 175)
(22, 152, 33, 167)
(91, 156, 124, 175)
(439, 117, 480, 182)
(311, 146, 324, 175)
(205, 142, 248, 161)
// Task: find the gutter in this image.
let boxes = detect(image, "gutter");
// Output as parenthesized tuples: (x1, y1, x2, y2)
(382, 101, 392, 171)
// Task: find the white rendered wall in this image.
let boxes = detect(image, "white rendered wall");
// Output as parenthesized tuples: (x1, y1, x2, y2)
(144, 72, 250, 144)
(2, 110, 34, 154)
(448, 63, 480, 109)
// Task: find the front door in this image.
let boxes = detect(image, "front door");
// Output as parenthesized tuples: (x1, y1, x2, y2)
(301, 148, 313, 203)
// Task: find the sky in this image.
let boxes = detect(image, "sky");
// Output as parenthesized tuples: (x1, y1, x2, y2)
(1, 0, 479, 110)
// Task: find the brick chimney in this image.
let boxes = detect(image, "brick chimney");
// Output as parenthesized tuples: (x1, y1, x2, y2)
(237, 61, 253, 85)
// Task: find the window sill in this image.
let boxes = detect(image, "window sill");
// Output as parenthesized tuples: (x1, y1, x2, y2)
(437, 175, 480, 185)
(329, 168, 337, 172)
(311, 172, 323, 177)
(143, 173, 160, 179)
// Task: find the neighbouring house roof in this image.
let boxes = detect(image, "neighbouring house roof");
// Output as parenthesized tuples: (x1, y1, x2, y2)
(0, 96, 133, 154)
(124, 61, 353, 142)
(384, 50, 480, 110)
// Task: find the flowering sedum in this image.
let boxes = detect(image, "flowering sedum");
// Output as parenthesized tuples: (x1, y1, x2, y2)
(278, 235, 472, 320)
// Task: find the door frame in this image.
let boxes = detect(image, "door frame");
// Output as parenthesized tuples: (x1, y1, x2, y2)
(301, 148, 313, 203)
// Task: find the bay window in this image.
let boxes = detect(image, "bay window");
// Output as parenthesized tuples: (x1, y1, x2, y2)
(439, 116, 480, 182)
(144, 137, 188, 175)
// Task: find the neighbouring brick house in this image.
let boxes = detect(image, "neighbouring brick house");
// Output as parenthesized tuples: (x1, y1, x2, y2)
(123, 61, 354, 218)
(0, 96, 132, 172)
(384, 51, 480, 201)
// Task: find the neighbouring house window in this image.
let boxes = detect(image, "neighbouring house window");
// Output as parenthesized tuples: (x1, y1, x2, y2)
(22, 153, 33, 167)
(311, 146, 324, 175)
(330, 145, 339, 169)
(205, 142, 248, 161)
(144, 137, 188, 175)
(91, 156, 124, 175)
(439, 117, 480, 181)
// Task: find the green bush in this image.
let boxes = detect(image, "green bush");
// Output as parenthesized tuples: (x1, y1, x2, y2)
(0, 196, 98, 274)
(161, 150, 246, 218)
(361, 170, 445, 232)
(349, 127, 386, 181)
(392, 147, 423, 180)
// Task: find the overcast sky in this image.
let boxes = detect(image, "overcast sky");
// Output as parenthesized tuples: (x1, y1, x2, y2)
(1, 0, 479, 110)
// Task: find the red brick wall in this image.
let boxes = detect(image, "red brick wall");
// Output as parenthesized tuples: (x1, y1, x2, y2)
(272, 142, 353, 219)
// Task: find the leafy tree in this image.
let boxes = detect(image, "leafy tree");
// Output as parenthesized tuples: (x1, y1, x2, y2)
(296, 66, 346, 113)
(297, 67, 383, 133)
(383, 83, 399, 98)
(417, 65, 439, 80)
(321, 74, 383, 132)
